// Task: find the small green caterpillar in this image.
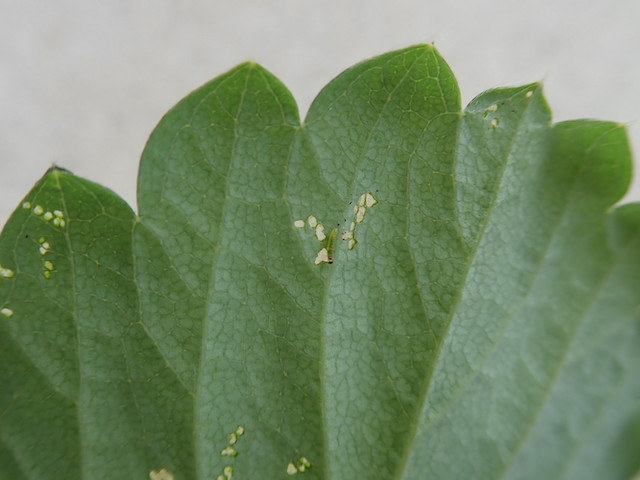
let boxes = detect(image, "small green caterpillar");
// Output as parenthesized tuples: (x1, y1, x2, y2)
(314, 228, 337, 265)
(325, 228, 337, 264)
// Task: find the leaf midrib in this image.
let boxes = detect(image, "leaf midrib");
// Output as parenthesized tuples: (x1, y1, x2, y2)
(311, 48, 429, 479)
(392, 88, 539, 480)
(193, 64, 253, 480)
(495, 127, 630, 479)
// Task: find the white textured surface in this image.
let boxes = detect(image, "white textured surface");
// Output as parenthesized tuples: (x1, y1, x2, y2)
(1, 0, 639, 226)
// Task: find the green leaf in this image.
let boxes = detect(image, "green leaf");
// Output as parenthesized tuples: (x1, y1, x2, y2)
(1, 45, 638, 479)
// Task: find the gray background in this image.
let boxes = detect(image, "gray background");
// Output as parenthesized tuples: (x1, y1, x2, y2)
(2, 0, 639, 226)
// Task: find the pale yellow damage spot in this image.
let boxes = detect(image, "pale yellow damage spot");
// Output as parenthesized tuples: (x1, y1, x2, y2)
(223, 465, 234, 480)
(315, 224, 326, 241)
(298, 457, 311, 472)
(343, 192, 377, 250)
(38, 237, 50, 256)
(307, 215, 318, 228)
(52, 209, 66, 228)
(28, 204, 66, 228)
(228, 425, 244, 445)
(149, 468, 174, 480)
(526, 90, 534, 98)
(341, 230, 357, 250)
(220, 446, 237, 457)
(314, 247, 330, 265)
(0, 266, 14, 278)
(294, 219, 305, 228)
(364, 193, 377, 208)
(286, 456, 312, 475)
(217, 424, 245, 467)
(1, 308, 14, 318)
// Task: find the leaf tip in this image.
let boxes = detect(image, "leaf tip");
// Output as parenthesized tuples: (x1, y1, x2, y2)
(46, 164, 74, 177)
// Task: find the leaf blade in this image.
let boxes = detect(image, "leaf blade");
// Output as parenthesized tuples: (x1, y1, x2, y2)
(0, 45, 638, 480)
